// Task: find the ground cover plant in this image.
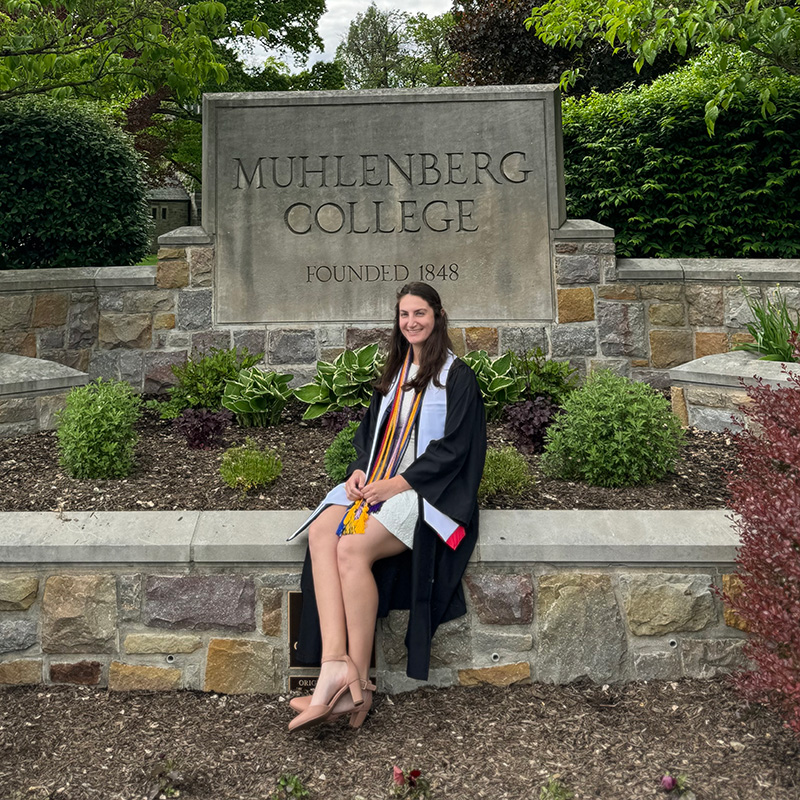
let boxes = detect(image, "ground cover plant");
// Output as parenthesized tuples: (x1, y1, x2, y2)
(219, 438, 282, 494)
(478, 445, 534, 502)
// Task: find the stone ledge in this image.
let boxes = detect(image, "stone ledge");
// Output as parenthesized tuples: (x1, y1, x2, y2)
(0, 266, 156, 293)
(0, 509, 737, 566)
(158, 227, 213, 247)
(618, 258, 800, 284)
(0, 354, 88, 397)
(670, 350, 800, 390)
(554, 219, 615, 240)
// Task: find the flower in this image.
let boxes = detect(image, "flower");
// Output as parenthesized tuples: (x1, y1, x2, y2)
(393, 767, 405, 786)
(661, 774, 677, 791)
(408, 770, 421, 788)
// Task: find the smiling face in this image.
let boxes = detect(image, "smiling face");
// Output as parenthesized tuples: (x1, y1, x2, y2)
(398, 293, 437, 358)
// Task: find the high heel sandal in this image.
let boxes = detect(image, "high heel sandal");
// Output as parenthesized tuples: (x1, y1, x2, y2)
(290, 677, 376, 729)
(287, 654, 364, 733)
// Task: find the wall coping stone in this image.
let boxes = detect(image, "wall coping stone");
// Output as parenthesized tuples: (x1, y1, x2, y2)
(0, 354, 88, 397)
(670, 350, 800, 390)
(618, 258, 800, 283)
(0, 265, 156, 294)
(554, 219, 615, 240)
(0, 509, 737, 567)
(158, 227, 213, 247)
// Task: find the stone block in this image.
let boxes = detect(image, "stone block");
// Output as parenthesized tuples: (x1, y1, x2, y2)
(473, 630, 534, 655)
(37, 394, 66, 430)
(109, 661, 181, 691)
(187, 247, 214, 287)
(156, 258, 190, 289)
(458, 662, 530, 687)
(38, 348, 90, 373)
(158, 247, 186, 260)
(260, 588, 282, 637)
(729, 332, 755, 347)
(686, 285, 724, 326)
(631, 359, 649, 367)
(67, 292, 98, 349)
(499, 326, 547, 355)
(768, 285, 800, 311)
(620, 573, 717, 636)
(686, 388, 750, 409)
(448, 327, 466, 357)
(233, 330, 267, 359)
(597, 285, 638, 301)
(639, 284, 683, 301)
(123, 290, 174, 314)
(268, 329, 317, 364)
(316, 325, 345, 347)
(0, 576, 39, 611)
(99, 291, 124, 312)
(632, 649, 681, 681)
(50, 660, 103, 685)
(37, 328, 65, 349)
(0, 420, 37, 437)
(118, 574, 142, 622)
(537, 573, 626, 684)
(649, 330, 693, 369)
(0, 659, 41, 685)
(649, 303, 685, 327)
(0, 620, 38, 653)
(589, 359, 630, 377)
(722, 574, 750, 632)
(671, 387, 689, 427)
(0, 398, 36, 424)
(0, 331, 36, 356)
(465, 573, 533, 624)
(98, 313, 152, 350)
(681, 638, 748, 678)
(584, 241, 616, 255)
(33, 293, 69, 327)
(687, 405, 741, 433)
(204, 638, 279, 694)
(558, 288, 595, 323)
(118, 350, 145, 388)
(555, 254, 599, 284)
(465, 327, 499, 354)
(144, 575, 256, 632)
(550, 325, 596, 357)
(345, 327, 392, 352)
(41, 575, 117, 654)
(597, 302, 646, 357)
(725, 286, 760, 327)
(695, 332, 728, 359)
(0, 295, 33, 330)
(124, 634, 202, 654)
(555, 242, 578, 254)
(380, 610, 410, 666)
(176, 289, 212, 330)
(143, 350, 187, 393)
(321, 347, 345, 362)
(430, 616, 471, 668)
(88, 349, 120, 381)
(191, 331, 231, 353)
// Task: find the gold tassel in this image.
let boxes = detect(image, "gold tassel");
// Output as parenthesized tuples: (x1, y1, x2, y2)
(340, 502, 368, 536)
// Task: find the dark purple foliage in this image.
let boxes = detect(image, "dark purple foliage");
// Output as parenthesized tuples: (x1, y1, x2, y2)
(173, 408, 232, 450)
(504, 396, 559, 454)
(319, 406, 366, 434)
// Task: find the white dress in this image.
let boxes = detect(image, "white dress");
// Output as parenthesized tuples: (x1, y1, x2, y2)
(370, 364, 420, 549)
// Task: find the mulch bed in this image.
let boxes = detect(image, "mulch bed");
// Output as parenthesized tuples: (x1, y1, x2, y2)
(0, 400, 737, 512)
(1, 679, 799, 800)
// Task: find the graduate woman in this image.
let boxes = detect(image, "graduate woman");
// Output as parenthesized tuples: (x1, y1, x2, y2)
(286, 282, 486, 732)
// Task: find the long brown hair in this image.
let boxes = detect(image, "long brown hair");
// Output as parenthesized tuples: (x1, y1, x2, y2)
(375, 282, 453, 395)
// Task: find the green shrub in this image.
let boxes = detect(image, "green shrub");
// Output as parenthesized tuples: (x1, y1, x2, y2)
(219, 438, 282, 493)
(541, 371, 683, 487)
(151, 347, 263, 419)
(562, 51, 800, 258)
(324, 421, 359, 483)
(0, 98, 151, 269)
(478, 446, 534, 502)
(511, 348, 579, 405)
(57, 379, 142, 479)
(222, 367, 293, 426)
(294, 344, 384, 420)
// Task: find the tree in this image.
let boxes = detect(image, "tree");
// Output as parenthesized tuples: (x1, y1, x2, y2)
(335, 3, 457, 89)
(527, 0, 800, 131)
(0, 0, 270, 103)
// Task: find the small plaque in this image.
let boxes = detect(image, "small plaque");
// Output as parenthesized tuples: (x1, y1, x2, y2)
(289, 675, 319, 692)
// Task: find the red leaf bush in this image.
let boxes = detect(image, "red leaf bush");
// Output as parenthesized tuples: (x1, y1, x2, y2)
(726, 363, 800, 736)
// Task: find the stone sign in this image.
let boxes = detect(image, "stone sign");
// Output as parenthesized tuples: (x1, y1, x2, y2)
(203, 86, 566, 325)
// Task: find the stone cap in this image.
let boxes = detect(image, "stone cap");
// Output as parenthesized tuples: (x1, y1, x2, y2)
(158, 227, 213, 247)
(554, 219, 615, 240)
(618, 258, 800, 283)
(0, 509, 738, 566)
(670, 350, 800, 389)
(0, 265, 155, 293)
(0, 354, 88, 397)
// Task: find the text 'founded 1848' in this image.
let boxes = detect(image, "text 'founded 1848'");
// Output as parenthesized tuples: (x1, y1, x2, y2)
(205, 88, 565, 324)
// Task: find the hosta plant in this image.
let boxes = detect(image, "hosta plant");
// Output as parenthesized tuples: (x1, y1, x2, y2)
(726, 367, 800, 737)
(222, 368, 293, 427)
(294, 344, 383, 420)
(462, 349, 524, 421)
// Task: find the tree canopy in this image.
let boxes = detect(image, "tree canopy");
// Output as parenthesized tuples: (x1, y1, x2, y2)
(527, 0, 800, 131)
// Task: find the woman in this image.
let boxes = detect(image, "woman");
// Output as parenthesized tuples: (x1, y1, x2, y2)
(286, 282, 486, 732)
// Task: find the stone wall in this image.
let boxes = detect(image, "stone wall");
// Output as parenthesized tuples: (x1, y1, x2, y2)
(0, 509, 747, 693)
(1, 223, 799, 399)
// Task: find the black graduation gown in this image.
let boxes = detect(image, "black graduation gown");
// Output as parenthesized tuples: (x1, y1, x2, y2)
(294, 358, 487, 681)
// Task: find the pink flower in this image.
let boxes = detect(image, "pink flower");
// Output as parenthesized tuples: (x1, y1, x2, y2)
(393, 767, 405, 786)
(661, 775, 677, 791)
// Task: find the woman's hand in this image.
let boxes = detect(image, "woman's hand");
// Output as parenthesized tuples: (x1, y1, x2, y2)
(361, 475, 411, 506)
(344, 469, 366, 501)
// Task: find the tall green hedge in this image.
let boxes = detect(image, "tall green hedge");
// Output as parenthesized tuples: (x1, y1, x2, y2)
(563, 56, 800, 258)
(0, 99, 152, 270)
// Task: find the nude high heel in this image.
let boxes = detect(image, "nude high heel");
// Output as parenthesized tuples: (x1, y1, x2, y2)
(290, 677, 376, 729)
(287, 654, 364, 733)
